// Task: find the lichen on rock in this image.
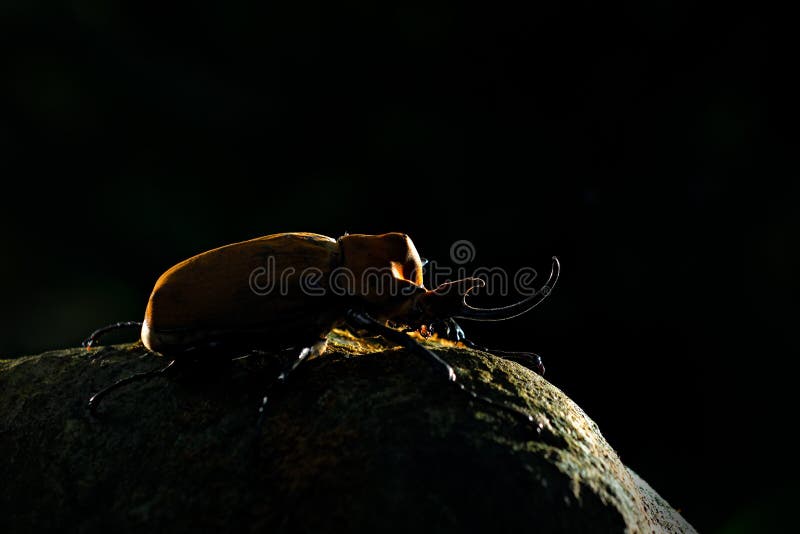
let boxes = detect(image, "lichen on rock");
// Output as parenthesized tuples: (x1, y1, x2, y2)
(0, 330, 694, 533)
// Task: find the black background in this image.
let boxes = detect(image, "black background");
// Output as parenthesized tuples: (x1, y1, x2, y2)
(2, 1, 793, 531)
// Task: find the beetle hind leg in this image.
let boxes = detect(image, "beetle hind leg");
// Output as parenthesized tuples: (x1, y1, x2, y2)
(82, 321, 143, 349)
(256, 340, 327, 428)
(88, 359, 177, 417)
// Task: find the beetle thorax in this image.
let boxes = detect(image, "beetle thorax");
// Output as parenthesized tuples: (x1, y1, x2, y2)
(337, 233, 426, 306)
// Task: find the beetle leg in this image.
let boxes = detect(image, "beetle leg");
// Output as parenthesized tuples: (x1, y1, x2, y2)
(438, 319, 545, 375)
(347, 310, 456, 381)
(445, 318, 466, 341)
(426, 319, 449, 339)
(88, 359, 177, 417)
(256, 340, 327, 428)
(345, 310, 542, 432)
(454, 321, 466, 342)
(461, 340, 545, 376)
(426, 319, 465, 342)
(82, 321, 143, 349)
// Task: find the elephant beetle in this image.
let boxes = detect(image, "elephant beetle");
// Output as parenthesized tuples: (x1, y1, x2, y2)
(84, 232, 560, 428)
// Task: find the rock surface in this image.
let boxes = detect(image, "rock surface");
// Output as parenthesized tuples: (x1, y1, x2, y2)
(0, 330, 694, 533)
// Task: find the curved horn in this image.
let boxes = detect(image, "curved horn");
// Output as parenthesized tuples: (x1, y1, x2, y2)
(454, 257, 560, 321)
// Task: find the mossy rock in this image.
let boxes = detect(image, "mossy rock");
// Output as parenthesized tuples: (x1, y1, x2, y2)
(0, 330, 694, 533)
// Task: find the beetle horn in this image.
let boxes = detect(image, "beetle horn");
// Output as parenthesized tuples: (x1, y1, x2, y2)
(454, 256, 560, 321)
(414, 277, 485, 319)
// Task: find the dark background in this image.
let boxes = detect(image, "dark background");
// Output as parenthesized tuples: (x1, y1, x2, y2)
(2, 1, 792, 532)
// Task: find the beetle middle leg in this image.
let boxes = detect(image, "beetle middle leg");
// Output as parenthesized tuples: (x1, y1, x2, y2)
(256, 340, 328, 427)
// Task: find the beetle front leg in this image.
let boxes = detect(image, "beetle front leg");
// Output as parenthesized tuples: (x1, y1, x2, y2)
(427, 318, 466, 342)
(345, 310, 543, 431)
(436, 318, 545, 376)
(347, 310, 456, 382)
(462, 341, 545, 376)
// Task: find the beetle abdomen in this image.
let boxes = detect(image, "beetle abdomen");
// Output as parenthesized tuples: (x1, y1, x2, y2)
(142, 233, 341, 354)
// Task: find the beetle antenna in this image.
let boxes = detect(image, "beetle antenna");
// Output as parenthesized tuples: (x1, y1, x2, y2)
(88, 359, 176, 417)
(345, 310, 543, 432)
(82, 321, 143, 348)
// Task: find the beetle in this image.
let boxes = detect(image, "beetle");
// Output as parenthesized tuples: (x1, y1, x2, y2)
(84, 232, 560, 427)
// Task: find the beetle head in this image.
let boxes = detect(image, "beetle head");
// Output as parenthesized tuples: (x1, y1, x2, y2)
(337, 233, 560, 330)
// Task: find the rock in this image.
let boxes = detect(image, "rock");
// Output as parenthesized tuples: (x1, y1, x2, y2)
(0, 330, 694, 533)
(628, 469, 697, 534)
